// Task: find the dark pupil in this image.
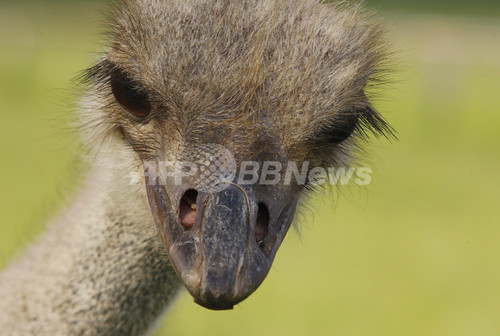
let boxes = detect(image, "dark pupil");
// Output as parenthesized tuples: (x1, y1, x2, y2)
(110, 70, 151, 118)
(323, 116, 358, 144)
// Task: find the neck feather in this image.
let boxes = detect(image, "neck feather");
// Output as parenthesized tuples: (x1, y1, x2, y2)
(0, 151, 181, 336)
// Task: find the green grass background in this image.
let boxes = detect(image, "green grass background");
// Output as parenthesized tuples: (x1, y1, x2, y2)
(1, 1, 499, 335)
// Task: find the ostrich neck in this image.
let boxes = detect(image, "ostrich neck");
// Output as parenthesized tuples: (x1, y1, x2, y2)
(0, 161, 182, 336)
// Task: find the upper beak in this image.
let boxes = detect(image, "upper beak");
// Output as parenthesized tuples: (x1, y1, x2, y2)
(143, 161, 299, 310)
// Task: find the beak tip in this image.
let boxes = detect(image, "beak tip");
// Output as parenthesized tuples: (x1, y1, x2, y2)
(194, 298, 235, 311)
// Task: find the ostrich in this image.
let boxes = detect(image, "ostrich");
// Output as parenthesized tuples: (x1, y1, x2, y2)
(0, 0, 392, 335)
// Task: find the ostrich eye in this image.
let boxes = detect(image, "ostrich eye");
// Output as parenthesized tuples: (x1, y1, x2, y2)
(110, 69, 152, 118)
(319, 115, 358, 145)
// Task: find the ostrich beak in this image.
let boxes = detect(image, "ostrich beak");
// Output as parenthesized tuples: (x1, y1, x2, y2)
(143, 162, 299, 310)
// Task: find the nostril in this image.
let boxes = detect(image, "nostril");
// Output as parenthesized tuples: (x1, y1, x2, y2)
(179, 189, 198, 230)
(255, 202, 270, 248)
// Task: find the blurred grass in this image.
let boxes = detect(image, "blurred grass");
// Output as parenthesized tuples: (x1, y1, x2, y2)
(1, 2, 500, 336)
(365, 0, 500, 17)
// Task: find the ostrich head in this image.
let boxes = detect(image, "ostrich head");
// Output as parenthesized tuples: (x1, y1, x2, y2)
(81, 0, 391, 310)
